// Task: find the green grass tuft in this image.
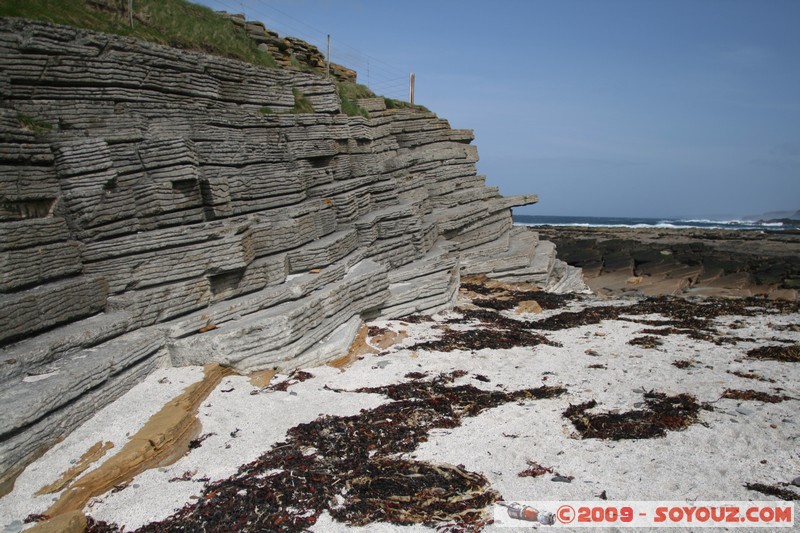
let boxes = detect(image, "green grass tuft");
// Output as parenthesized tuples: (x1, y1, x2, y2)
(384, 97, 430, 113)
(337, 82, 373, 118)
(17, 113, 53, 135)
(0, 0, 277, 68)
(291, 88, 315, 114)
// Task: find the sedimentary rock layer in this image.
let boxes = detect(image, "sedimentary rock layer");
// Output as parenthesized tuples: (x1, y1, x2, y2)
(0, 18, 580, 488)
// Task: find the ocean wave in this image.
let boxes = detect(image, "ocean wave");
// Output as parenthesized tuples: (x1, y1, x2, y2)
(513, 215, 798, 231)
(515, 222, 686, 229)
(677, 218, 745, 224)
(676, 218, 784, 227)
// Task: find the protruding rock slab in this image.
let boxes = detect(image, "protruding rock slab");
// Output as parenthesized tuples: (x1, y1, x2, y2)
(377, 240, 461, 319)
(0, 328, 165, 491)
(0, 276, 109, 344)
(169, 259, 389, 372)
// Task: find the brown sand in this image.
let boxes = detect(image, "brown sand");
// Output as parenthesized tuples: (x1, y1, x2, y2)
(43, 363, 232, 519)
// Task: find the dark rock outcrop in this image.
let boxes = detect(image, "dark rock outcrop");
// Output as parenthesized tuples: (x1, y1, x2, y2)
(535, 225, 800, 298)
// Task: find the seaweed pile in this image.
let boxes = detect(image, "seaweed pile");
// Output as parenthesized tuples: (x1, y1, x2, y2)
(747, 344, 800, 362)
(727, 370, 776, 383)
(744, 482, 800, 501)
(517, 461, 553, 478)
(532, 296, 798, 340)
(627, 335, 663, 349)
(563, 392, 704, 440)
(411, 309, 557, 352)
(408, 294, 798, 353)
(460, 280, 576, 311)
(87, 372, 565, 532)
(721, 389, 791, 403)
(267, 370, 315, 391)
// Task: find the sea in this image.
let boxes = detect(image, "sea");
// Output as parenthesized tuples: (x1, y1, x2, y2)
(513, 215, 800, 232)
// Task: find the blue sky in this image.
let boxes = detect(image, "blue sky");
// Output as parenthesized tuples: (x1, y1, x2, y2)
(193, 0, 800, 218)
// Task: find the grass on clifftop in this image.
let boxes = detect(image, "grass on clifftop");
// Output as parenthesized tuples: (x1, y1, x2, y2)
(0, 0, 277, 68)
(384, 97, 431, 113)
(337, 82, 372, 118)
(2, 1, 427, 116)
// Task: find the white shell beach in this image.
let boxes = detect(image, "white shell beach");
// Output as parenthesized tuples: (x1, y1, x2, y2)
(2, 291, 798, 532)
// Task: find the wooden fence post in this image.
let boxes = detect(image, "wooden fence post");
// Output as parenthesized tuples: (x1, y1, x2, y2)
(326, 34, 331, 79)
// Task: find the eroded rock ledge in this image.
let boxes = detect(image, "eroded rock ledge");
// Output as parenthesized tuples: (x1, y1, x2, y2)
(534, 225, 800, 299)
(0, 17, 583, 489)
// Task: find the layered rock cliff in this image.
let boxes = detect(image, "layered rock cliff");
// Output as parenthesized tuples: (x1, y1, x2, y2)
(0, 18, 583, 491)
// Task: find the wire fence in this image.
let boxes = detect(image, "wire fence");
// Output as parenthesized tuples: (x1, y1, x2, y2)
(201, 0, 411, 101)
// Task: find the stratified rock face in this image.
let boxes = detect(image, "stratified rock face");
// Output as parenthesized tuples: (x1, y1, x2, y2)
(0, 18, 577, 487)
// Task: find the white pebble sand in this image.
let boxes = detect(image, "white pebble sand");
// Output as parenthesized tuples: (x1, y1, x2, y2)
(1, 296, 797, 531)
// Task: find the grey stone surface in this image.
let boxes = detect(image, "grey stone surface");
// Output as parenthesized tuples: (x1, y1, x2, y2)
(489, 239, 558, 284)
(169, 258, 388, 371)
(82, 223, 254, 293)
(377, 240, 461, 319)
(0, 218, 70, 250)
(286, 228, 359, 273)
(450, 212, 514, 253)
(0, 276, 109, 344)
(0, 311, 131, 382)
(0, 328, 163, 439)
(0, 240, 82, 291)
(547, 262, 591, 294)
(0, 18, 582, 485)
(0, 347, 163, 494)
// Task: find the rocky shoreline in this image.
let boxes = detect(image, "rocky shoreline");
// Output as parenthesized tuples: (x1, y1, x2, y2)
(529, 225, 800, 300)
